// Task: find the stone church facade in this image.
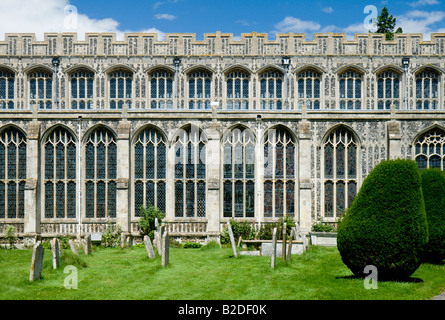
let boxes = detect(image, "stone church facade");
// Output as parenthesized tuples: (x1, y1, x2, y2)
(0, 31, 444, 242)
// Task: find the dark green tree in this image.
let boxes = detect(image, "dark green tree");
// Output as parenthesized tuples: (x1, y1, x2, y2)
(421, 168, 445, 263)
(337, 159, 428, 280)
(375, 6, 403, 40)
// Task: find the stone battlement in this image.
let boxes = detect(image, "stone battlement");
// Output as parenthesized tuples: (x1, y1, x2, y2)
(1, 32, 445, 57)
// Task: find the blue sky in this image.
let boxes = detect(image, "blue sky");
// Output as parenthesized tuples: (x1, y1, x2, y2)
(1, 0, 444, 40)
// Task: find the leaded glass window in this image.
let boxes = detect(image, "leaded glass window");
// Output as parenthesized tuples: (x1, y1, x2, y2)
(134, 128, 166, 216)
(323, 128, 357, 218)
(150, 70, 174, 109)
(415, 129, 445, 170)
(415, 70, 439, 110)
(71, 70, 94, 109)
(377, 70, 400, 110)
(174, 126, 206, 217)
(0, 70, 14, 109)
(188, 70, 211, 110)
(223, 127, 255, 218)
(44, 128, 76, 219)
(29, 69, 53, 109)
(226, 70, 249, 110)
(109, 69, 132, 109)
(264, 128, 296, 218)
(0, 128, 26, 219)
(260, 70, 283, 110)
(85, 128, 117, 218)
(297, 69, 321, 110)
(339, 70, 362, 110)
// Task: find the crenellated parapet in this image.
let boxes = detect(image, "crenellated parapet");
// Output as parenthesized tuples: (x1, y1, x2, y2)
(1, 32, 445, 57)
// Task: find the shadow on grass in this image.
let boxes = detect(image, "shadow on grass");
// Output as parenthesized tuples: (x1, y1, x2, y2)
(335, 274, 424, 283)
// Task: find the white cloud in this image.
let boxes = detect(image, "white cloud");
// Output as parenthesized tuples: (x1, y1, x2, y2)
(0, 0, 164, 41)
(396, 10, 445, 39)
(408, 0, 439, 7)
(322, 7, 334, 14)
(155, 13, 177, 21)
(273, 16, 321, 33)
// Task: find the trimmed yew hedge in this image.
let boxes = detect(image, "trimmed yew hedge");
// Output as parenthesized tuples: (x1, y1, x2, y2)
(337, 159, 429, 280)
(421, 168, 445, 263)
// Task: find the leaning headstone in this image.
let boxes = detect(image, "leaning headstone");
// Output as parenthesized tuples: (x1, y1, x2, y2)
(227, 222, 238, 258)
(50, 238, 61, 269)
(29, 241, 44, 281)
(293, 225, 307, 252)
(161, 231, 169, 267)
(144, 235, 155, 259)
(84, 234, 91, 256)
(155, 218, 159, 231)
(69, 239, 78, 256)
(271, 228, 277, 269)
(286, 228, 295, 261)
(282, 222, 287, 262)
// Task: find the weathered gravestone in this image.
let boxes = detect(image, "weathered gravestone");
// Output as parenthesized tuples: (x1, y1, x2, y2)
(84, 234, 91, 256)
(29, 241, 44, 281)
(227, 222, 238, 258)
(50, 238, 61, 269)
(286, 228, 295, 261)
(271, 228, 277, 269)
(282, 222, 287, 262)
(161, 231, 169, 267)
(69, 239, 78, 256)
(143, 235, 155, 259)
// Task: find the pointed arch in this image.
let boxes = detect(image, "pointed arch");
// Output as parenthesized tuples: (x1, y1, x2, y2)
(42, 125, 77, 219)
(0, 125, 27, 219)
(294, 64, 326, 76)
(322, 124, 359, 219)
(413, 124, 445, 170)
(173, 124, 207, 218)
(334, 64, 366, 76)
(145, 65, 176, 75)
(133, 125, 167, 216)
(82, 123, 116, 144)
(223, 64, 252, 76)
(222, 124, 255, 218)
(65, 64, 97, 75)
(84, 125, 117, 219)
(256, 64, 285, 76)
(263, 124, 297, 218)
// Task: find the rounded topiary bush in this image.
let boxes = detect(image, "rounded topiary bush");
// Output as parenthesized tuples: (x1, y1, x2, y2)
(337, 159, 428, 280)
(421, 168, 445, 263)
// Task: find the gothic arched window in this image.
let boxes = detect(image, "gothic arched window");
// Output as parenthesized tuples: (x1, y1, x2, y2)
(415, 129, 445, 170)
(109, 69, 133, 109)
(323, 128, 358, 218)
(134, 128, 167, 216)
(174, 126, 206, 218)
(30, 69, 53, 109)
(85, 128, 117, 218)
(259, 70, 283, 110)
(226, 70, 249, 110)
(70, 69, 94, 110)
(44, 128, 76, 219)
(377, 70, 401, 110)
(339, 70, 362, 110)
(0, 70, 15, 109)
(150, 69, 174, 109)
(264, 128, 296, 218)
(223, 127, 255, 218)
(297, 69, 321, 110)
(188, 70, 211, 110)
(0, 128, 26, 219)
(416, 69, 439, 110)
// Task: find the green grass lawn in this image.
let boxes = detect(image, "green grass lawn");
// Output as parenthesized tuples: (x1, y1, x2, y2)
(0, 244, 444, 300)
